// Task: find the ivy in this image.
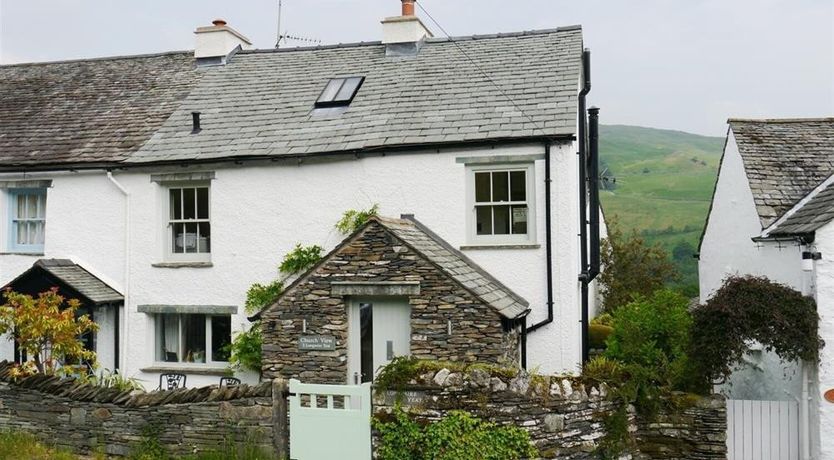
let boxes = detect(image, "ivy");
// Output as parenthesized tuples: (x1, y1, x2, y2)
(689, 275, 821, 391)
(279, 244, 323, 275)
(335, 204, 379, 234)
(373, 407, 538, 460)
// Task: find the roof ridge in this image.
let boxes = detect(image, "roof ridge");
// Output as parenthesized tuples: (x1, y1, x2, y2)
(238, 26, 582, 55)
(729, 117, 834, 124)
(0, 50, 192, 68)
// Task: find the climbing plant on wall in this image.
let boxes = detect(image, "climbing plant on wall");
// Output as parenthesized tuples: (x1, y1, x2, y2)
(688, 275, 822, 392)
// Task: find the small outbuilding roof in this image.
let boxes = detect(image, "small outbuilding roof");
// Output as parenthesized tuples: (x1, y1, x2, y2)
(379, 216, 529, 319)
(3, 259, 123, 306)
(731, 118, 834, 227)
(763, 173, 834, 237)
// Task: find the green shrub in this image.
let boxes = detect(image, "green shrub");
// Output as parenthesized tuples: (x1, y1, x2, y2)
(582, 356, 625, 384)
(335, 204, 379, 234)
(279, 244, 323, 275)
(227, 323, 263, 373)
(589, 323, 614, 349)
(244, 280, 284, 315)
(374, 408, 538, 460)
(591, 313, 614, 327)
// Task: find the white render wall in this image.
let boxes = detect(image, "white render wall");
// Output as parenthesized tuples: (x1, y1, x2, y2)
(0, 141, 583, 387)
(811, 220, 834, 460)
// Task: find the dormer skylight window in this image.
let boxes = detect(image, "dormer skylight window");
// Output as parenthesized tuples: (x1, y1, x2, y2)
(315, 77, 365, 108)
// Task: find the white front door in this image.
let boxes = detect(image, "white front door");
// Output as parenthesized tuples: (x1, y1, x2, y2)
(347, 297, 411, 384)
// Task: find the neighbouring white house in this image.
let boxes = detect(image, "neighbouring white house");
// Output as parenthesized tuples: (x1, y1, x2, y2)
(0, 2, 603, 390)
(699, 117, 834, 460)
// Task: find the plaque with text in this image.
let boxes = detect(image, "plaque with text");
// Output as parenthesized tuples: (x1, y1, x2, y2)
(298, 335, 336, 351)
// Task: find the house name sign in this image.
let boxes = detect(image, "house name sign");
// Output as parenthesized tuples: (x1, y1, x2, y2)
(298, 335, 336, 351)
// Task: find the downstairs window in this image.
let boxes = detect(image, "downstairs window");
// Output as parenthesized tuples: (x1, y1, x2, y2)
(154, 314, 231, 364)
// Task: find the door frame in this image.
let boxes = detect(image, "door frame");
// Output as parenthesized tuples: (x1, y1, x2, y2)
(347, 296, 411, 385)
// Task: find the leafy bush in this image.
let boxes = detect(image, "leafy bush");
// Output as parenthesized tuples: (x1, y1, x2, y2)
(335, 204, 379, 234)
(227, 324, 263, 373)
(591, 313, 614, 327)
(374, 408, 538, 460)
(598, 221, 678, 312)
(589, 324, 614, 349)
(0, 289, 99, 374)
(88, 369, 144, 392)
(278, 244, 323, 275)
(689, 276, 821, 391)
(244, 281, 283, 316)
(604, 290, 693, 400)
(582, 356, 625, 384)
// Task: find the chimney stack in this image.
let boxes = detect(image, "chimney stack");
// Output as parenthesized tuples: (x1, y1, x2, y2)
(194, 18, 253, 65)
(382, 0, 432, 56)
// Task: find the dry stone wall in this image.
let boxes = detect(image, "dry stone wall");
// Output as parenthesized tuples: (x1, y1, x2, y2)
(0, 362, 281, 457)
(374, 367, 728, 460)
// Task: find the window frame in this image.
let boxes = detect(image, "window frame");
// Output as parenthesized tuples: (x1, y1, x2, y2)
(153, 313, 231, 367)
(314, 76, 365, 108)
(163, 182, 211, 262)
(7, 188, 47, 254)
(465, 164, 536, 245)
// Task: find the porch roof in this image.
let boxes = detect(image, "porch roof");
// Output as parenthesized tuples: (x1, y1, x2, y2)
(2, 259, 123, 306)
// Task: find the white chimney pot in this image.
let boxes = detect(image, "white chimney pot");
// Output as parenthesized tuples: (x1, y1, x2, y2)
(194, 19, 253, 59)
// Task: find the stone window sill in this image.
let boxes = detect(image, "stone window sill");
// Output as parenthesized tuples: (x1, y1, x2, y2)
(152, 262, 213, 269)
(0, 252, 45, 256)
(459, 244, 541, 250)
(141, 366, 230, 376)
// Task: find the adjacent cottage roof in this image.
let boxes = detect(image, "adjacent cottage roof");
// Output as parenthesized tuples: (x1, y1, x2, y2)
(3, 259, 123, 306)
(253, 215, 529, 320)
(764, 173, 834, 236)
(379, 216, 529, 319)
(731, 118, 834, 227)
(128, 27, 583, 164)
(0, 52, 200, 168)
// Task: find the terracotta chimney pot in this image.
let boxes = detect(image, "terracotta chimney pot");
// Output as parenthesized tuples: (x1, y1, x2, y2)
(212, 19, 227, 27)
(401, 0, 415, 16)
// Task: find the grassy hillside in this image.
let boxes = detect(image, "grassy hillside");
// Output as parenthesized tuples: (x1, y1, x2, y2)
(599, 125, 724, 294)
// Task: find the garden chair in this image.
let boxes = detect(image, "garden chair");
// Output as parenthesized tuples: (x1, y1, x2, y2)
(157, 373, 186, 391)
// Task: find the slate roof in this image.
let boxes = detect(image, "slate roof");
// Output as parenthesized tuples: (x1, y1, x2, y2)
(377, 216, 529, 319)
(128, 27, 583, 164)
(3, 259, 123, 305)
(731, 118, 834, 227)
(765, 173, 834, 236)
(0, 52, 200, 168)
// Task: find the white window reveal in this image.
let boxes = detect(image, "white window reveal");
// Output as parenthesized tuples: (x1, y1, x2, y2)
(154, 314, 231, 365)
(467, 165, 536, 245)
(168, 185, 210, 260)
(8, 189, 47, 253)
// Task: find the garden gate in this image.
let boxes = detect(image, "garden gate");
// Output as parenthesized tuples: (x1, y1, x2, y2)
(726, 399, 800, 460)
(288, 379, 372, 460)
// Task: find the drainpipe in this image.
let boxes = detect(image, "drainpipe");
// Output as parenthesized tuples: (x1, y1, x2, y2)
(576, 50, 593, 365)
(106, 171, 129, 373)
(527, 144, 555, 334)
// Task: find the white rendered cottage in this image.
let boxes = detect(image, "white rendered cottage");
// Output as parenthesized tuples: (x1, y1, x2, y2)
(699, 117, 834, 459)
(0, 3, 602, 390)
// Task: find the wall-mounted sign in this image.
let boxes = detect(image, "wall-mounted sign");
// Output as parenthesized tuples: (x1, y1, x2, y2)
(298, 335, 336, 351)
(824, 389, 834, 404)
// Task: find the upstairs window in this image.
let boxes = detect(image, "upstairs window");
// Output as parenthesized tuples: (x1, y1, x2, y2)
(8, 189, 46, 253)
(167, 185, 210, 261)
(467, 164, 536, 245)
(315, 77, 365, 107)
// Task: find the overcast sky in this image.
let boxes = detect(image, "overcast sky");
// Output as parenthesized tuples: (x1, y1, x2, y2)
(0, 0, 832, 136)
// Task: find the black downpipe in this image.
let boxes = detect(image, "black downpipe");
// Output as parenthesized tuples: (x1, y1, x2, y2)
(577, 49, 592, 365)
(588, 107, 601, 280)
(527, 144, 554, 335)
(520, 317, 528, 368)
(114, 305, 120, 372)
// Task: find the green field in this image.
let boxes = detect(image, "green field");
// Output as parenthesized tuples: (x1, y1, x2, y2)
(598, 124, 724, 293)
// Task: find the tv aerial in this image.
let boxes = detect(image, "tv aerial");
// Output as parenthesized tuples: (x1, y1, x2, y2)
(275, 0, 321, 48)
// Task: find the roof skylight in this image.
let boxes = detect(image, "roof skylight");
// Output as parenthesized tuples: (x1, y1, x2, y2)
(315, 77, 365, 107)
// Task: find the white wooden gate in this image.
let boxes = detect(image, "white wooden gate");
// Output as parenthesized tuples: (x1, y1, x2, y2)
(289, 379, 372, 460)
(727, 399, 799, 460)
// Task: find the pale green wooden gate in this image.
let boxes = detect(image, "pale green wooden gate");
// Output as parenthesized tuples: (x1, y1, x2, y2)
(289, 379, 372, 460)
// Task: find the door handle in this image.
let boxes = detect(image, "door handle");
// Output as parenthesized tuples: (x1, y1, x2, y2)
(387, 340, 394, 360)
(354, 372, 359, 385)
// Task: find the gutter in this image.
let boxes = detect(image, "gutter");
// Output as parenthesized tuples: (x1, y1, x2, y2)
(0, 135, 576, 174)
(106, 172, 129, 373)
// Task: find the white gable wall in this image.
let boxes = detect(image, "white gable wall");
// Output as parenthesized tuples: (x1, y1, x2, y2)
(810, 220, 834, 459)
(0, 141, 583, 387)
